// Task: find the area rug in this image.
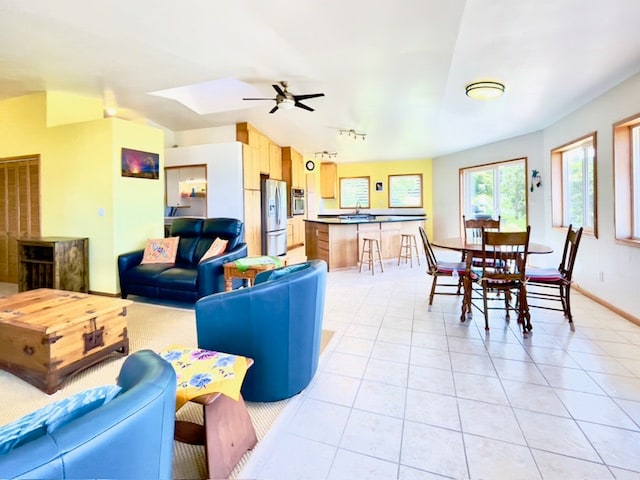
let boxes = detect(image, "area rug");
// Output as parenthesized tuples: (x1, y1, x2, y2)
(0, 300, 335, 480)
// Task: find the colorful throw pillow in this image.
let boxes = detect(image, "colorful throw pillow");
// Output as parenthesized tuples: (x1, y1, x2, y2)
(141, 237, 179, 264)
(0, 385, 121, 454)
(199, 237, 228, 263)
(45, 384, 122, 433)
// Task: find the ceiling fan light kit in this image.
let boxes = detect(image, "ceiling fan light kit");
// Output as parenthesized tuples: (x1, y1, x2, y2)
(278, 98, 295, 110)
(465, 81, 505, 100)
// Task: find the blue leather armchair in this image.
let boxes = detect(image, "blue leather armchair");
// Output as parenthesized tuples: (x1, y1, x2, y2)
(0, 350, 177, 480)
(195, 260, 328, 402)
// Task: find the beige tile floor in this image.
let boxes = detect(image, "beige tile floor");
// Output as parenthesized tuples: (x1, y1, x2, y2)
(238, 251, 640, 480)
(2, 251, 638, 480)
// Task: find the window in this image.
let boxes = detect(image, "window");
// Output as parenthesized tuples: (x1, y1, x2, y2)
(339, 177, 370, 209)
(551, 133, 597, 237)
(389, 174, 423, 208)
(460, 158, 527, 231)
(613, 114, 640, 245)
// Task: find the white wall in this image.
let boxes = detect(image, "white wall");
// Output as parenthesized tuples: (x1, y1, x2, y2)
(171, 125, 236, 147)
(432, 72, 640, 318)
(432, 131, 544, 240)
(165, 142, 244, 221)
(542, 72, 640, 315)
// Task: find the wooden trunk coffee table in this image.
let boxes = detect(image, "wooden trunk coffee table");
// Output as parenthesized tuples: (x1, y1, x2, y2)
(0, 288, 132, 394)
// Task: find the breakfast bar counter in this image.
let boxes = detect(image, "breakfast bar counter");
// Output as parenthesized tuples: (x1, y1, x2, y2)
(304, 215, 426, 270)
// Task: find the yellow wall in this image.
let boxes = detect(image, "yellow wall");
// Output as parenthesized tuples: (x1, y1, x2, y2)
(46, 91, 103, 127)
(0, 92, 164, 294)
(112, 120, 165, 278)
(318, 158, 433, 237)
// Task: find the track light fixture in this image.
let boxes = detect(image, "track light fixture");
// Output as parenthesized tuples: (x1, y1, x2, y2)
(314, 151, 338, 161)
(339, 129, 366, 141)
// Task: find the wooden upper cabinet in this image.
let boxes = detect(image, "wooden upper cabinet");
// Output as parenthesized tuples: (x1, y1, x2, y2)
(236, 122, 259, 147)
(293, 150, 304, 188)
(238, 122, 284, 179)
(258, 134, 270, 175)
(269, 144, 282, 180)
(282, 146, 304, 189)
(320, 162, 337, 198)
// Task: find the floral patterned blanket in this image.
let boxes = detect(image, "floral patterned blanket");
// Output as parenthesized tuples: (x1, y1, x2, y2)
(159, 345, 250, 410)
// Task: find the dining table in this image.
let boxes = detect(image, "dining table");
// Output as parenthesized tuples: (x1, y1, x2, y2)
(431, 237, 553, 329)
(432, 237, 553, 256)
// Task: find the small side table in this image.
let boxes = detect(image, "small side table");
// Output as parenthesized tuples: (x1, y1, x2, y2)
(159, 346, 257, 480)
(223, 255, 287, 291)
(174, 364, 257, 480)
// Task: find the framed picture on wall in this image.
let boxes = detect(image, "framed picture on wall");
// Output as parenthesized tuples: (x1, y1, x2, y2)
(375, 181, 384, 192)
(121, 147, 160, 179)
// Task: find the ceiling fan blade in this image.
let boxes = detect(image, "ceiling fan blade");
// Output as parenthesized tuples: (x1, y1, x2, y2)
(269, 105, 279, 114)
(294, 102, 314, 112)
(293, 93, 325, 101)
(272, 84, 286, 97)
(242, 97, 276, 101)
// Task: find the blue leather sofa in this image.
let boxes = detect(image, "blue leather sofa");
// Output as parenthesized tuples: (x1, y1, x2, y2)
(118, 217, 248, 303)
(195, 260, 328, 402)
(0, 350, 177, 480)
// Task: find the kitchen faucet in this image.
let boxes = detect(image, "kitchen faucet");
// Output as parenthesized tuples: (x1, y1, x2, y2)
(355, 202, 361, 214)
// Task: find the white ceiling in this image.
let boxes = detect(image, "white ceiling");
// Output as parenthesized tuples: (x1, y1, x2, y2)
(2, 0, 640, 163)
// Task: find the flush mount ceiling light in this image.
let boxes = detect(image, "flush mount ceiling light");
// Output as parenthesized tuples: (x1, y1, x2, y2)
(339, 129, 366, 141)
(465, 81, 505, 100)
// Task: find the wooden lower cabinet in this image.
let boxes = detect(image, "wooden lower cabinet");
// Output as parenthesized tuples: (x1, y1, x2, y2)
(306, 220, 423, 271)
(287, 217, 305, 249)
(305, 221, 357, 271)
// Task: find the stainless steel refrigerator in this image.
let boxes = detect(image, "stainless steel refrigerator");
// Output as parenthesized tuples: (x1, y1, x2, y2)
(261, 178, 288, 256)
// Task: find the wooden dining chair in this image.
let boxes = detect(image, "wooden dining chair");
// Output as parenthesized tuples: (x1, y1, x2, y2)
(525, 225, 583, 327)
(458, 215, 502, 293)
(418, 226, 467, 309)
(463, 215, 501, 245)
(469, 226, 531, 333)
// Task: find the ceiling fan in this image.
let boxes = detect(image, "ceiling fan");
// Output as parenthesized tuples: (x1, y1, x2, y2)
(243, 81, 324, 113)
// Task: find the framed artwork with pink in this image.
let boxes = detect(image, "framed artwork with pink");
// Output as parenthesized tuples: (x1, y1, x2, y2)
(121, 147, 159, 179)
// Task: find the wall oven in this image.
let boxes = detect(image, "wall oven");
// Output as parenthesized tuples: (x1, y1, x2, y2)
(291, 188, 305, 216)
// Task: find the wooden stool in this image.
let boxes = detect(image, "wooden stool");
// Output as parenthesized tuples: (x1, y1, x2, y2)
(359, 237, 384, 274)
(397, 233, 421, 267)
(174, 361, 257, 479)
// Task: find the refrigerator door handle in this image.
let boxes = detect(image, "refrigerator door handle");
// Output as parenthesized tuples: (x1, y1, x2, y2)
(275, 184, 281, 225)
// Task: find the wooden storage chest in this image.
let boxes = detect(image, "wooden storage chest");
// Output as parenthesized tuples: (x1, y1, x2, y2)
(0, 289, 131, 394)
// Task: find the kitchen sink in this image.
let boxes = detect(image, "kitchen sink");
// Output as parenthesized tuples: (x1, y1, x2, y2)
(337, 214, 376, 220)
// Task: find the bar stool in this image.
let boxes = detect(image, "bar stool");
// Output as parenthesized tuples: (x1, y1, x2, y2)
(359, 237, 384, 274)
(397, 233, 421, 267)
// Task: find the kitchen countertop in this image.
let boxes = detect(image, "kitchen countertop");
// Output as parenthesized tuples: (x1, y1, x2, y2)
(305, 215, 427, 225)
